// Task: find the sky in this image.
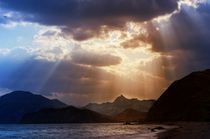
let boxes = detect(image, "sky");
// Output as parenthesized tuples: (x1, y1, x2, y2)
(0, 0, 210, 106)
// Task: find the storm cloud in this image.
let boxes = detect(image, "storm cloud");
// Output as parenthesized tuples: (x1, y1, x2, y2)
(0, 0, 179, 40)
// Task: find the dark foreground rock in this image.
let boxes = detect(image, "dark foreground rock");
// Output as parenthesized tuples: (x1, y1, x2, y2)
(147, 69, 210, 122)
(151, 126, 165, 132)
(158, 122, 210, 139)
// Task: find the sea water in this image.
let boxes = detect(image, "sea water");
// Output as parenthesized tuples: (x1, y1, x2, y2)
(0, 123, 171, 139)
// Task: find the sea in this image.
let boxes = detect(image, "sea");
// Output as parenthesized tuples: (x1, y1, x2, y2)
(0, 123, 173, 139)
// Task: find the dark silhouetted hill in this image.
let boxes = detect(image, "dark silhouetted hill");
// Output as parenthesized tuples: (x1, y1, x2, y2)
(85, 95, 155, 116)
(0, 91, 66, 123)
(147, 69, 210, 122)
(21, 106, 113, 124)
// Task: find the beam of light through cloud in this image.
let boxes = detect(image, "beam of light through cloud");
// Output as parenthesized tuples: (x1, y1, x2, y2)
(0, 0, 210, 105)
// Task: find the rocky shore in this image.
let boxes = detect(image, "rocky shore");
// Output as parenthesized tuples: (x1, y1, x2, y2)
(158, 122, 210, 139)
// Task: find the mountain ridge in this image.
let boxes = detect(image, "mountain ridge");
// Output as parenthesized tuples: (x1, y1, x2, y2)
(21, 106, 113, 124)
(0, 91, 67, 123)
(85, 95, 155, 116)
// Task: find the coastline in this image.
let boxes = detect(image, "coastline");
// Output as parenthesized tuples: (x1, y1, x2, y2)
(157, 122, 210, 139)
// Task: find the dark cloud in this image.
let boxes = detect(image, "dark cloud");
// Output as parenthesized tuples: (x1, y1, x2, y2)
(71, 47, 122, 66)
(0, 0, 178, 40)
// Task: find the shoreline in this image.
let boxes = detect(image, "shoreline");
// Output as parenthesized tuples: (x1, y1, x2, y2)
(157, 122, 210, 139)
(157, 126, 180, 139)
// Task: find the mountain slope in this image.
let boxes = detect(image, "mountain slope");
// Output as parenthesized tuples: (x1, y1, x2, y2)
(147, 69, 210, 122)
(112, 108, 147, 122)
(0, 91, 67, 123)
(85, 95, 155, 116)
(21, 106, 113, 124)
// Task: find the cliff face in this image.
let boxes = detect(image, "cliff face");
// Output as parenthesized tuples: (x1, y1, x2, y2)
(147, 69, 210, 122)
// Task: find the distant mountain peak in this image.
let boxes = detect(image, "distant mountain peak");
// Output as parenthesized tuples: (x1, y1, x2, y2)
(85, 95, 155, 116)
(10, 90, 33, 95)
(114, 95, 128, 102)
(2, 91, 35, 99)
(118, 94, 126, 99)
(120, 94, 126, 98)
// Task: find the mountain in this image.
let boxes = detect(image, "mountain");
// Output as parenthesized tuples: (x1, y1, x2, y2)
(147, 69, 210, 122)
(21, 106, 113, 124)
(112, 108, 147, 122)
(85, 95, 155, 116)
(0, 91, 67, 123)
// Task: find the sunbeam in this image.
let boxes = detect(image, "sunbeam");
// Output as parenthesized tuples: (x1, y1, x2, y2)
(0, 0, 210, 105)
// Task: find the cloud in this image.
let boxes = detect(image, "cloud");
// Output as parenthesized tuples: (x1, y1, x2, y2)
(0, 0, 179, 40)
(144, 6, 210, 53)
(136, 2, 210, 78)
(121, 35, 148, 49)
(0, 88, 11, 96)
(0, 45, 122, 104)
(118, 1, 210, 80)
(71, 47, 122, 67)
(32, 26, 75, 48)
(1, 0, 210, 105)
(0, 46, 167, 105)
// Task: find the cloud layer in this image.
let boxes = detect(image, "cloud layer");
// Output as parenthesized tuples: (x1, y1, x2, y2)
(0, 0, 178, 40)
